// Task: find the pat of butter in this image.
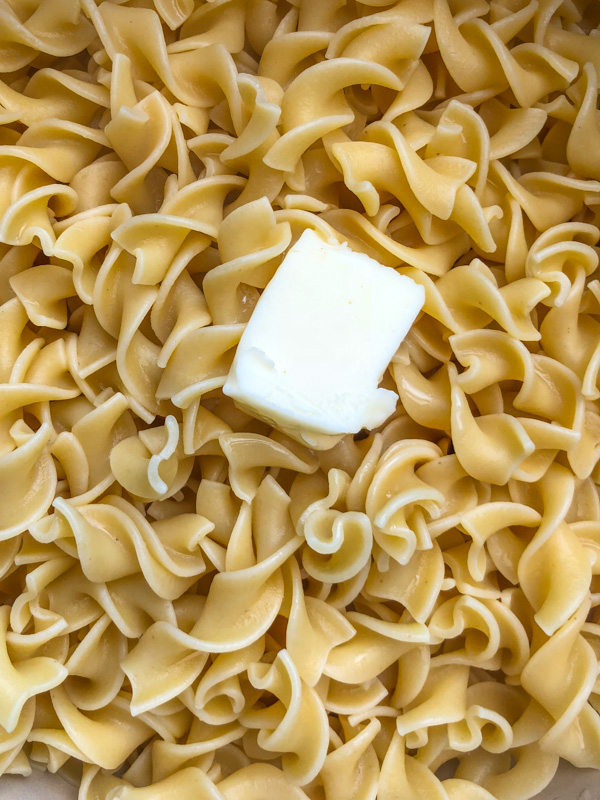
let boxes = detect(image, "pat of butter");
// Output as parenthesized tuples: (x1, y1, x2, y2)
(223, 229, 424, 448)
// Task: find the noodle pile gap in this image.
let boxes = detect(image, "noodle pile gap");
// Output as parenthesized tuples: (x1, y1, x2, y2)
(223, 228, 425, 448)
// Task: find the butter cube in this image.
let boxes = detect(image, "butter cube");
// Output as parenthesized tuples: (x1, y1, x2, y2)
(223, 229, 424, 447)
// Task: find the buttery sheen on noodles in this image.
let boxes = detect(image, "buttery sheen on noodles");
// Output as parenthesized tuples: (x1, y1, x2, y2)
(0, 1, 599, 799)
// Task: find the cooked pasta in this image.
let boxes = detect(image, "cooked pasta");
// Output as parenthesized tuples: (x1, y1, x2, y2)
(0, 1, 599, 799)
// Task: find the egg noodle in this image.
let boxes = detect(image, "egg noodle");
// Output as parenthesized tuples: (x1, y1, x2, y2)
(0, 1, 599, 798)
